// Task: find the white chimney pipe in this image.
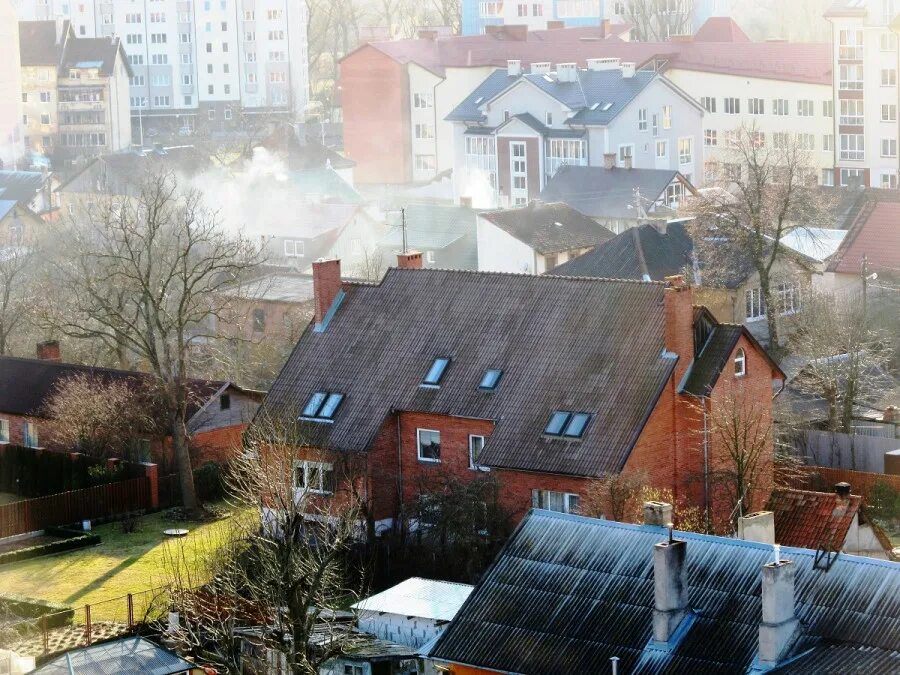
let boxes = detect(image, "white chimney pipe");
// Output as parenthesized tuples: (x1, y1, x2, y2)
(758, 560, 800, 667)
(556, 63, 577, 83)
(621, 62, 636, 78)
(652, 538, 689, 643)
(530, 62, 551, 75)
(507, 59, 521, 77)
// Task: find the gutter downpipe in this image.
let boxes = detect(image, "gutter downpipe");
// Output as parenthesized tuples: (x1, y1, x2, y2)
(703, 396, 710, 533)
(395, 409, 404, 539)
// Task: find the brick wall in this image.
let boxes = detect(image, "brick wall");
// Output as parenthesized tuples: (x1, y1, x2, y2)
(0, 413, 57, 450)
(191, 424, 247, 466)
(340, 45, 411, 184)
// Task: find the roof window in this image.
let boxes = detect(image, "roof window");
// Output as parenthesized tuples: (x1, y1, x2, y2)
(300, 392, 344, 422)
(544, 411, 592, 439)
(422, 357, 451, 387)
(600, 102, 613, 111)
(479, 369, 503, 391)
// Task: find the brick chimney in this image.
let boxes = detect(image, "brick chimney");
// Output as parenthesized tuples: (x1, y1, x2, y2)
(603, 153, 616, 170)
(312, 258, 342, 327)
(652, 533, 689, 643)
(417, 29, 438, 40)
(758, 555, 800, 667)
(397, 252, 424, 269)
(664, 275, 694, 385)
(36, 340, 61, 362)
(547, 20, 564, 30)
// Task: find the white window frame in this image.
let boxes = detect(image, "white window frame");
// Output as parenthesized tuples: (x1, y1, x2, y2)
(734, 348, 746, 378)
(292, 460, 334, 495)
(881, 138, 897, 158)
(748, 97, 764, 115)
(745, 287, 766, 321)
(661, 105, 672, 129)
(840, 99, 864, 126)
(638, 107, 647, 131)
(882, 68, 897, 87)
(703, 129, 717, 147)
(23, 422, 39, 449)
(772, 98, 788, 116)
(469, 434, 488, 470)
(284, 239, 305, 257)
(839, 63, 864, 90)
(416, 428, 441, 463)
(465, 136, 497, 190)
(840, 133, 865, 161)
(656, 139, 668, 158)
(678, 137, 692, 165)
(531, 489, 580, 514)
(882, 104, 897, 122)
(724, 97, 740, 114)
(545, 138, 586, 179)
(617, 143, 634, 166)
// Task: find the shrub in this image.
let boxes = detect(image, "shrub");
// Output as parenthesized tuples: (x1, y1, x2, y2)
(868, 481, 900, 526)
(0, 593, 74, 630)
(194, 462, 224, 502)
(0, 528, 100, 567)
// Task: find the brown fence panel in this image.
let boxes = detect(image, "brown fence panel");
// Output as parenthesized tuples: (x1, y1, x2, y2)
(0, 477, 152, 538)
(790, 466, 900, 499)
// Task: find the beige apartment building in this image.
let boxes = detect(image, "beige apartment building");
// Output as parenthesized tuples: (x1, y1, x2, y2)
(0, 0, 24, 167)
(19, 20, 131, 162)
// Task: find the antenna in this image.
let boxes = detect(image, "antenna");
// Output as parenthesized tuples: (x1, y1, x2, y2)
(401, 207, 407, 254)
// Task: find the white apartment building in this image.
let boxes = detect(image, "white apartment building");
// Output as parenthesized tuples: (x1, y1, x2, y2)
(12, 0, 309, 134)
(826, 0, 900, 188)
(664, 69, 835, 185)
(0, 0, 24, 167)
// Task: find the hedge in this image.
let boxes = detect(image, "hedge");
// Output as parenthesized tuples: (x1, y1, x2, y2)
(0, 593, 74, 630)
(0, 527, 100, 567)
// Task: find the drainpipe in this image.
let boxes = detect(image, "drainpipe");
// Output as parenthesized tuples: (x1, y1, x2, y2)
(395, 410, 403, 537)
(702, 397, 710, 533)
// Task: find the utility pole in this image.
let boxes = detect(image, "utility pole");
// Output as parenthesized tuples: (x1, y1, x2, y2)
(401, 207, 407, 254)
(861, 254, 868, 322)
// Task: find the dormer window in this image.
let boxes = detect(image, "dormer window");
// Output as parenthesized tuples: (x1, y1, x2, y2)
(734, 348, 747, 378)
(479, 369, 503, 391)
(300, 391, 344, 421)
(544, 411, 592, 439)
(422, 357, 450, 387)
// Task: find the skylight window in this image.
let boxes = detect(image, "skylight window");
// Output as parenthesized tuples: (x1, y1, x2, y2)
(543, 74, 553, 82)
(479, 369, 503, 391)
(422, 357, 451, 386)
(590, 103, 600, 111)
(544, 411, 592, 439)
(601, 102, 614, 112)
(475, 96, 484, 104)
(300, 391, 344, 421)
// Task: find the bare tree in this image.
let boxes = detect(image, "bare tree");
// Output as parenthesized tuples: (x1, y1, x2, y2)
(164, 418, 366, 674)
(0, 236, 34, 355)
(429, 0, 460, 32)
(42, 173, 261, 511)
(688, 125, 836, 347)
(786, 290, 894, 434)
(42, 373, 161, 458)
(623, 0, 695, 41)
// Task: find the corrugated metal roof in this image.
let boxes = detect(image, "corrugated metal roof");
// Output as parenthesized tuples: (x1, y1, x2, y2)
(32, 636, 194, 674)
(429, 510, 900, 674)
(353, 577, 473, 622)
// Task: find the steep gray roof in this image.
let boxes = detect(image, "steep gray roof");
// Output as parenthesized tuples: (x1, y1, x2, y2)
(552, 222, 693, 281)
(429, 510, 900, 674)
(18, 21, 66, 66)
(447, 67, 659, 126)
(680, 323, 744, 396)
(0, 171, 46, 203)
(540, 164, 682, 219)
(480, 202, 615, 254)
(258, 268, 676, 477)
(59, 36, 126, 77)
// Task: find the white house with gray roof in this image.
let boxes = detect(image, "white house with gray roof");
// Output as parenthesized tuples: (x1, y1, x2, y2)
(446, 59, 704, 208)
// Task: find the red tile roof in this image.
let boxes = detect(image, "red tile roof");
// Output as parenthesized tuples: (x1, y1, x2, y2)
(828, 197, 900, 276)
(693, 16, 751, 43)
(347, 18, 832, 85)
(769, 488, 861, 550)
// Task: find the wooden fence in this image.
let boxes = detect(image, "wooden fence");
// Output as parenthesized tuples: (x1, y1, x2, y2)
(792, 466, 900, 500)
(0, 477, 152, 538)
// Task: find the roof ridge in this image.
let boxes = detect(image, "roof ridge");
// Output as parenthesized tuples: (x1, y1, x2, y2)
(383, 266, 666, 285)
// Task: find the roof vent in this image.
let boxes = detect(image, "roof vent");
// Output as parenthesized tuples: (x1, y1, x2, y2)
(587, 57, 620, 71)
(834, 482, 851, 498)
(556, 63, 577, 83)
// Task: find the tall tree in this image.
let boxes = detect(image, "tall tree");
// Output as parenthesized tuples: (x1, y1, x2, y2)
(0, 239, 32, 355)
(688, 125, 835, 347)
(44, 172, 261, 511)
(623, 0, 695, 41)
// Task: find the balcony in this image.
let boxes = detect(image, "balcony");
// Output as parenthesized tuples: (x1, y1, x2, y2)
(58, 101, 106, 112)
(58, 123, 107, 133)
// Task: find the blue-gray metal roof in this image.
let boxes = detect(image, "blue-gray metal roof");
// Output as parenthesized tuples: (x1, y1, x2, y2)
(32, 636, 194, 674)
(447, 68, 658, 127)
(429, 510, 900, 674)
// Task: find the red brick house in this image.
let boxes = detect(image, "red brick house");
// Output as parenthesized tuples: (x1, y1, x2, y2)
(0, 342, 263, 468)
(257, 255, 785, 533)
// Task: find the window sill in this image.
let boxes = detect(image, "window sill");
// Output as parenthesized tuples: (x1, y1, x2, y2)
(469, 465, 490, 472)
(297, 416, 334, 424)
(417, 457, 441, 464)
(419, 384, 440, 390)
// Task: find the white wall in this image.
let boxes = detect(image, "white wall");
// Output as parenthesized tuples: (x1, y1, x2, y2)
(665, 68, 834, 184)
(0, 0, 24, 167)
(477, 216, 537, 272)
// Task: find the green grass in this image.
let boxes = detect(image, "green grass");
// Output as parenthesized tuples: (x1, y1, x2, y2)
(0, 508, 238, 618)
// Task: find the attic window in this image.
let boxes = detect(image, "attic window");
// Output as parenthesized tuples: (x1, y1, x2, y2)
(600, 102, 614, 112)
(734, 348, 747, 378)
(479, 369, 503, 391)
(543, 74, 553, 82)
(544, 411, 592, 439)
(422, 357, 451, 387)
(300, 392, 344, 422)
(475, 96, 484, 104)
(590, 103, 600, 110)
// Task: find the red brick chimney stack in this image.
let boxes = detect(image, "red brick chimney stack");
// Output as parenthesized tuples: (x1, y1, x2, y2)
(36, 340, 61, 362)
(312, 259, 342, 326)
(663, 275, 694, 384)
(397, 252, 424, 269)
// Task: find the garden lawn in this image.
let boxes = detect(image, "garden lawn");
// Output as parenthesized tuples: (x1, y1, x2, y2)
(0, 508, 239, 619)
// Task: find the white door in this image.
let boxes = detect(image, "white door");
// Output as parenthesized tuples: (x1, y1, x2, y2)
(509, 141, 528, 206)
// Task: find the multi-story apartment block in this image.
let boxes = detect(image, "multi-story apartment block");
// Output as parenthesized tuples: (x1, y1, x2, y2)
(446, 59, 704, 207)
(0, 0, 24, 168)
(19, 20, 132, 160)
(460, 0, 734, 36)
(12, 0, 309, 135)
(826, 0, 900, 188)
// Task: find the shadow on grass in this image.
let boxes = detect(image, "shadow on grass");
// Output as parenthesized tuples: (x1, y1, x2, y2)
(63, 555, 142, 605)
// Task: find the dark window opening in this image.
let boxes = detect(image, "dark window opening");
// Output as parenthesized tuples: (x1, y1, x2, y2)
(219, 393, 231, 410)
